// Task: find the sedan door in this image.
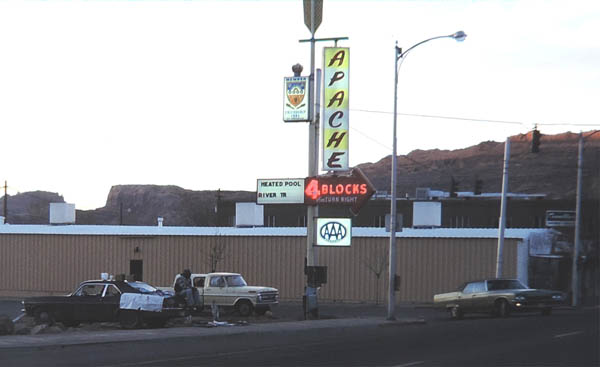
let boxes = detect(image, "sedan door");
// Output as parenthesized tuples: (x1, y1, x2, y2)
(461, 282, 482, 312)
(99, 284, 121, 321)
(72, 283, 107, 322)
(469, 282, 490, 312)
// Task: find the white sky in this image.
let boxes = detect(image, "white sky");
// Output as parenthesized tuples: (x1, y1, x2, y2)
(1, 0, 599, 210)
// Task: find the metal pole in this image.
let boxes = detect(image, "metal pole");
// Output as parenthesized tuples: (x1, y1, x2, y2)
(306, 0, 317, 268)
(3, 180, 7, 222)
(496, 137, 510, 278)
(387, 44, 400, 321)
(313, 67, 321, 264)
(571, 132, 583, 307)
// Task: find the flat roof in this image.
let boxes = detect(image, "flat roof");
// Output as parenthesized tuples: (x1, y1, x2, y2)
(0, 224, 549, 239)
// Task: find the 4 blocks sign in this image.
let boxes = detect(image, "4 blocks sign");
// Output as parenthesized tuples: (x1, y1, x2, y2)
(322, 47, 349, 171)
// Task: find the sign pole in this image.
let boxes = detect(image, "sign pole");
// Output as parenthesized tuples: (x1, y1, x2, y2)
(307, 0, 317, 269)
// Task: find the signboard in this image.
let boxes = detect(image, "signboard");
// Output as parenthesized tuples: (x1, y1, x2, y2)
(546, 210, 576, 227)
(317, 218, 351, 246)
(304, 168, 375, 215)
(283, 76, 309, 122)
(322, 47, 349, 171)
(257, 179, 305, 204)
(303, 0, 323, 33)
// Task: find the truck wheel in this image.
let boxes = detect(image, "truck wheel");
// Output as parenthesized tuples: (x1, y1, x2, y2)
(34, 308, 54, 325)
(236, 300, 253, 317)
(496, 299, 510, 318)
(450, 306, 463, 320)
(119, 310, 142, 329)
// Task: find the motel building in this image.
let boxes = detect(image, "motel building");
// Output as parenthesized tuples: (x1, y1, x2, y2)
(0, 202, 553, 303)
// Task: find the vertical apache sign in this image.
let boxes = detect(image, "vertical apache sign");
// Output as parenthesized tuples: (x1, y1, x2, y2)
(283, 76, 309, 122)
(323, 47, 349, 171)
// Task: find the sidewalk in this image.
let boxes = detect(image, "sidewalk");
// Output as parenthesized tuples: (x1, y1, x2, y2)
(0, 312, 427, 349)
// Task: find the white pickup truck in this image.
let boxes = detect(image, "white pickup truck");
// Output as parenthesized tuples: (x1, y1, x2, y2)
(168, 272, 279, 316)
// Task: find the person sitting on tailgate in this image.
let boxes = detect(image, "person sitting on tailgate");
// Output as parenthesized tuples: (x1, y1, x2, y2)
(174, 269, 201, 309)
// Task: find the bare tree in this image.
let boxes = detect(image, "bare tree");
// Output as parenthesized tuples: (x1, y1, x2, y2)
(362, 247, 388, 305)
(204, 189, 227, 273)
(205, 238, 226, 273)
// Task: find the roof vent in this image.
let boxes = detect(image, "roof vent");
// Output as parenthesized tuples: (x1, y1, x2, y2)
(415, 188, 430, 200)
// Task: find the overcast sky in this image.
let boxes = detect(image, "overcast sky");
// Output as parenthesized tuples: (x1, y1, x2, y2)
(1, 0, 598, 210)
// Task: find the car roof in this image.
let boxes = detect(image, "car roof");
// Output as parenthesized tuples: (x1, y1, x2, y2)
(467, 279, 519, 283)
(207, 272, 240, 276)
(81, 279, 127, 284)
(79, 280, 142, 292)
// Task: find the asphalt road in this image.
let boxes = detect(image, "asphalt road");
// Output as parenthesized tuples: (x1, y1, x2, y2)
(1, 305, 597, 366)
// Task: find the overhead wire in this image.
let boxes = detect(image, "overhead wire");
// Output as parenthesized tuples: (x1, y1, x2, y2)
(351, 108, 600, 128)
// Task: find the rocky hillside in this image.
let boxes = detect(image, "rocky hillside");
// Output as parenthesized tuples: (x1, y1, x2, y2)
(2, 131, 597, 225)
(0, 191, 65, 224)
(76, 186, 255, 226)
(358, 131, 599, 200)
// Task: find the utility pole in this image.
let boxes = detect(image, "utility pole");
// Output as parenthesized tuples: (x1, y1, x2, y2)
(216, 188, 222, 227)
(2, 180, 7, 223)
(571, 132, 583, 307)
(496, 138, 510, 278)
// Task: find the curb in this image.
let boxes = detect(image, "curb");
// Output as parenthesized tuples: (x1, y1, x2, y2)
(0, 316, 426, 349)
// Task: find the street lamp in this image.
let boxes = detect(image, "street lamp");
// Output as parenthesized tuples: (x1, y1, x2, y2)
(387, 31, 467, 321)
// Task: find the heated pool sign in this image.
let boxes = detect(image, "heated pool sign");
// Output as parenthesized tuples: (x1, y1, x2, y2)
(257, 179, 305, 204)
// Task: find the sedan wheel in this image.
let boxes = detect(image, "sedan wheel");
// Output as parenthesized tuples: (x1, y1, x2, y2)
(450, 306, 463, 320)
(496, 299, 510, 318)
(119, 310, 142, 329)
(34, 309, 54, 325)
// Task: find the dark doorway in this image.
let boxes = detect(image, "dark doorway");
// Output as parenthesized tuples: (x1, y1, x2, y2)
(129, 260, 143, 281)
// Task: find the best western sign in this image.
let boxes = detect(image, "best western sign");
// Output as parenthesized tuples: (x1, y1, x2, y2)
(322, 47, 349, 171)
(283, 76, 309, 122)
(257, 179, 305, 204)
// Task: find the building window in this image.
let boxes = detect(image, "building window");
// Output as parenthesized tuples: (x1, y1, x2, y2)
(266, 215, 276, 227)
(298, 216, 307, 227)
(373, 215, 385, 228)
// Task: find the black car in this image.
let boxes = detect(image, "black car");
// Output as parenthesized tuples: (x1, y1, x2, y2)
(23, 279, 184, 329)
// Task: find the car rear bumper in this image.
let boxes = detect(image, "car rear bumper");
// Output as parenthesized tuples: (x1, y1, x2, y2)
(511, 300, 562, 311)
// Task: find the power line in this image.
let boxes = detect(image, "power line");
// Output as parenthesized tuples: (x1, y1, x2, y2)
(351, 108, 600, 128)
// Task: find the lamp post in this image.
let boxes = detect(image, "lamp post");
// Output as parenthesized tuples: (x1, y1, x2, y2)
(387, 31, 467, 321)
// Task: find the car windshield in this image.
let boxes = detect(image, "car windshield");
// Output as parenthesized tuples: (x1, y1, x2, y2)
(225, 275, 247, 287)
(128, 282, 158, 294)
(487, 279, 528, 290)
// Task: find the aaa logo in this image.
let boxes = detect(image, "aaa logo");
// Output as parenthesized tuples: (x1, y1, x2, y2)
(319, 221, 348, 243)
